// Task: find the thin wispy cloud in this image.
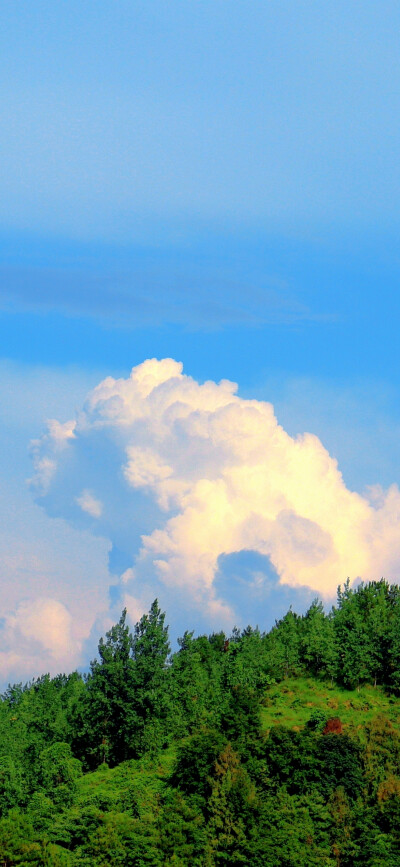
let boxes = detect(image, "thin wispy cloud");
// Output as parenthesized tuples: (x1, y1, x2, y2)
(0, 262, 330, 329)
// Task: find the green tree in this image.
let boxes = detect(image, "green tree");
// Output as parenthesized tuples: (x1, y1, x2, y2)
(0, 754, 25, 816)
(130, 599, 171, 754)
(39, 742, 82, 808)
(266, 608, 302, 680)
(205, 744, 255, 865)
(333, 581, 373, 689)
(170, 632, 217, 735)
(159, 790, 205, 866)
(386, 584, 400, 693)
(76, 602, 171, 765)
(316, 734, 363, 800)
(220, 684, 261, 756)
(301, 599, 337, 679)
(172, 729, 227, 806)
(79, 608, 137, 766)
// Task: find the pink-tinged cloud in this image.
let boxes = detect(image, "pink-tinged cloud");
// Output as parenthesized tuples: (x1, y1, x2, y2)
(0, 597, 81, 681)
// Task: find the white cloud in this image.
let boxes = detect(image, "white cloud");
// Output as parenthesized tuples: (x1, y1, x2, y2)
(31, 358, 400, 627)
(0, 360, 111, 685)
(29, 419, 76, 495)
(76, 489, 103, 519)
(0, 597, 82, 681)
(251, 374, 400, 494)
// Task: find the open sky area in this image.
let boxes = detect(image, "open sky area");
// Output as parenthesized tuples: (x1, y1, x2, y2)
(1, 1, 400, 684)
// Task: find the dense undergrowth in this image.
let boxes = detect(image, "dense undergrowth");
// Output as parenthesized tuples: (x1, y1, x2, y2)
(1, 580, 400, 864)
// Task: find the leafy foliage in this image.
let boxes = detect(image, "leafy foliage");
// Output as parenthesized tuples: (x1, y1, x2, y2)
(2, 582, 400, 864)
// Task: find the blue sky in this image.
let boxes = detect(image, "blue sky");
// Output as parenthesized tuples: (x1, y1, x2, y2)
(1, 2, 400, 682)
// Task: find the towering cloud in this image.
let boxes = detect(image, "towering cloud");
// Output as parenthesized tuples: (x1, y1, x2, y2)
(31, 358, 400, 630)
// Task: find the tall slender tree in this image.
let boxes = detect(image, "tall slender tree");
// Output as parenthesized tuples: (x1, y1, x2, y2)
(131, 599, 171, 754)
(80, 608, 137, 766)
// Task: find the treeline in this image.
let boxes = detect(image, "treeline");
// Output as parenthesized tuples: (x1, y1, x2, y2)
(0, 580, 400, 863)
(268, 578, 400, 691)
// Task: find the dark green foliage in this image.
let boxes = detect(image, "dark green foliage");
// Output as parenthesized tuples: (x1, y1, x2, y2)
(170, 631, 228, 737)
(306, 709, 327, 731)
(220, 684, 261, 751)
(205, 743, 256, 865)
(159, 790, 206, 865)
(78, 607, 137, 766)
(300, 599, 337, 679)
(315, 734, 363, 799)
(39, 742, 82, 807)
(172, 729, 227, 803)
(247, 790, 336, 867)
(333, 579, 400, 690)
(266, 607, 302, 679)
(76, 601, 171, 767)
(263, 725, 317, 794)
(0, 754, 25, 814)
(130, 598, 171, 754)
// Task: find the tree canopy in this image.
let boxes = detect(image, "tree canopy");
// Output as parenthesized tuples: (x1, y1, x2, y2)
(1, 581, 400, 864)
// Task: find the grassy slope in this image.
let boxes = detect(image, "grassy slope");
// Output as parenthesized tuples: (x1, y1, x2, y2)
(73, 678, 400, 801)
(75, 744, 177, 813)
(261, 676, 400, 742)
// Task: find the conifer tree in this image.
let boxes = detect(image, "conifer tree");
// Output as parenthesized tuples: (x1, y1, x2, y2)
(81, 608, 136, 766)
(131, 599, 171, 753)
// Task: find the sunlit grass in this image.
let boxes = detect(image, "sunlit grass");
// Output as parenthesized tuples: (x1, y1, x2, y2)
(75, 678, 400, 813)
(77, 743, 178, 818)
(260, 677, 400, 741)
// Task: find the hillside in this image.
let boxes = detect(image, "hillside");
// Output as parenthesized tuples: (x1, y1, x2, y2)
(261, 676, 400, 738)
(1, 581, 400, 864)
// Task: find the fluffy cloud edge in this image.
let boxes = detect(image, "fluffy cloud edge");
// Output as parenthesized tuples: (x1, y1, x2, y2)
(29, 358, 400, 632)
(0, 597, 82, 682)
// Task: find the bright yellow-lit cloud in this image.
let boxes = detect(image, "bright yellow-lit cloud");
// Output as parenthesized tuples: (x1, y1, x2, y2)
(32, 358, 400, 615)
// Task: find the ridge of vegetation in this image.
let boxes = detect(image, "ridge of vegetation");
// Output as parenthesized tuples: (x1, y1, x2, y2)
(1, 580, 400, 864)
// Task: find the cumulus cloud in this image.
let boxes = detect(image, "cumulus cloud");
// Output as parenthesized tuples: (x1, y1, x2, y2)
(29, 419, 76, 495)
(0, 597, 81, 682)
(76, 489, 103, 519)
(31, 358, 400, 630)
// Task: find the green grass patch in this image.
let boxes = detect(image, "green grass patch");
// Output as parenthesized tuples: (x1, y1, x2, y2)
(261, 677, 400, 741)
(76, 743, 178, 821)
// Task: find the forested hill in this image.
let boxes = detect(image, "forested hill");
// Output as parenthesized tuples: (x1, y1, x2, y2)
(2, 580, 400, 864)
